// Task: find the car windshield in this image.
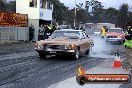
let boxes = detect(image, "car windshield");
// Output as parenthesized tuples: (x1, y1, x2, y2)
(50, 31, 80, 39)
(59, 25, 71, 29)
(108, 29, 122, 33)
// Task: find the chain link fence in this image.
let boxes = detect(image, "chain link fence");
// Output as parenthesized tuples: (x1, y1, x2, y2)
(0, 27, 16, 43)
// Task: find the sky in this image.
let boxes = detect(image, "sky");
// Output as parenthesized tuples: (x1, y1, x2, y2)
(59, 0, 132, 9)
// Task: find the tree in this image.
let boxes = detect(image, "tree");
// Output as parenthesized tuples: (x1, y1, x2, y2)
(117, 3, 129, 29)
(128, 12, 132, 22)
(76, 3, 83, 9)
(6, 1, 16, 12)
(85, 0, 104, 23)
(76, 9, 89, 25)
(51, 0, 68, 24)
(105, 7, 118, 23)
(0, 0, 16, 12)
(65, 9, 74, 27)
(0, 0, 6, 11)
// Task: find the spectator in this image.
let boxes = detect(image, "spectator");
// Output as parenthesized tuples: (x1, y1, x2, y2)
(44, 25, 49, 39)
(29, 24, 35, 41)
(38, 24, 44, 41)
(51, 25, 56, 34)
(42, 25, 46, 40)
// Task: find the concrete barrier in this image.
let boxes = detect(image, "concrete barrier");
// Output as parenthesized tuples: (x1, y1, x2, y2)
(0, 27, 16, 43)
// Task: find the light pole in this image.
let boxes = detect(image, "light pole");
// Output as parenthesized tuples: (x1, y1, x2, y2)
(74, 0, 77, 28)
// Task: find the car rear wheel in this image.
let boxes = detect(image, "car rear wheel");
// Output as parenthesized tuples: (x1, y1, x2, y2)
(39, 53, 46, 59)
(119, 41, 123, 44)
(85, 49, 90, 55)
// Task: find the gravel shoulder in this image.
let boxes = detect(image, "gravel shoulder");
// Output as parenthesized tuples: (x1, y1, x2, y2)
(125, 49, 132, 67)
(121, 48, 132, 70)
(0, 41, 35, 55)
(119, 48, 132, 88)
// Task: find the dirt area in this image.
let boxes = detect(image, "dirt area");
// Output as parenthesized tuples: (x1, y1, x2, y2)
(126, 49, 132, 65)
(120, 49, 132, 88)
(122, 48, 132, 70)
(0, 41, 35, 55)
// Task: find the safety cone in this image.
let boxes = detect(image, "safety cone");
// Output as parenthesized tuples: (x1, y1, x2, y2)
(113, 50, 122, 68)
(113, 59, 121, 68)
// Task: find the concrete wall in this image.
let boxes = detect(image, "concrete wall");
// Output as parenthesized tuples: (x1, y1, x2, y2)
(0, 27, 16, 43)
(15, 27, 28, 41)
(16, 19, 39, 41)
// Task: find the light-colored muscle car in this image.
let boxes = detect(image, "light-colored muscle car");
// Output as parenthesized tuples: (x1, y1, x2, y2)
(35, 29, 94, 59)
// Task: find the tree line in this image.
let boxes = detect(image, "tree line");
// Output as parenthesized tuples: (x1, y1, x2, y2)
(0, 0, 16, 13)
(52, 0, 132, 29)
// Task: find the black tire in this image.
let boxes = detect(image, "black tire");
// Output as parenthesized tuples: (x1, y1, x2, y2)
(85, 49, 90, 55)
(123, 40, 125, 43)
(119, 41, 123, 45)
(73, 49, 80, 60)
(39, 53, 46, 59)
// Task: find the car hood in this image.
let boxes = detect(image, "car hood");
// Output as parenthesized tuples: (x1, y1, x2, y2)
(37, 37, 78, 45)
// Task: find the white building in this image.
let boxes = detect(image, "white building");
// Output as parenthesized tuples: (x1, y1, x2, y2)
(96, 23, 115, 30)
(16, 0, 53, 41)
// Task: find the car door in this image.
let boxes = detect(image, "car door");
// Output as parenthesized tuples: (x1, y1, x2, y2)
(82, 32, 91, 51)
(78, 32, 88, 53)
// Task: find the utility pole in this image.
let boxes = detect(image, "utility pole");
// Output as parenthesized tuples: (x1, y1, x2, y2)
(74, 0, 76, 28)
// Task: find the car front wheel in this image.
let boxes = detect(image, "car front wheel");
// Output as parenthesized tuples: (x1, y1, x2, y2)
(39, 53, 46, 59)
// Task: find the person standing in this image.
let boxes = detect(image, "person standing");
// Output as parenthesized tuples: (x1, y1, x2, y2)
(42, 25, 46, 40)
(38, 24, 44, 41)
(43, 25, 48, 39)
(51, 25, 56, 34)
(29, 24, 35, 41)
(100, 26, 106, 38)
(124, 22, 132, 48)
